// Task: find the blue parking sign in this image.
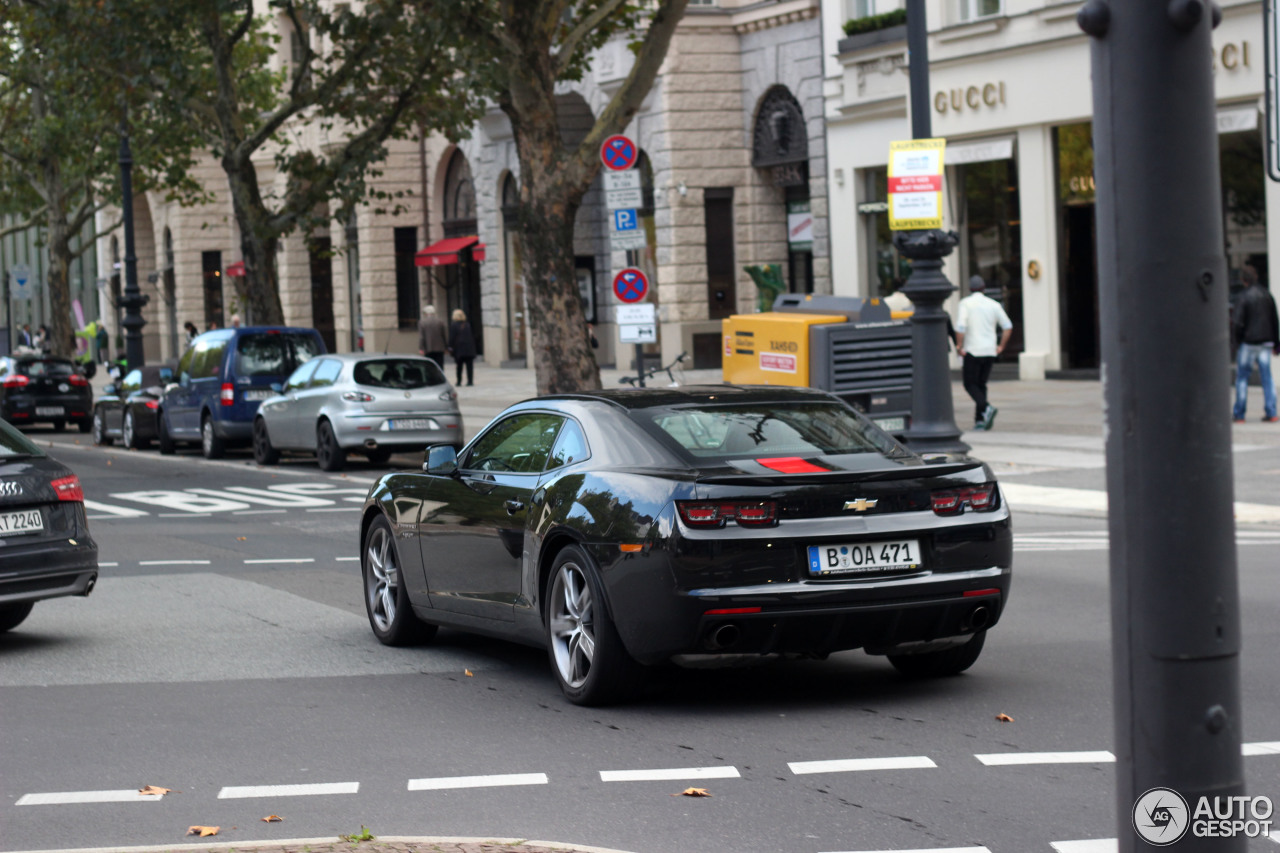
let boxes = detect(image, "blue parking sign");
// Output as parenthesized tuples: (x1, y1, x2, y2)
(613, 209, 638, 232)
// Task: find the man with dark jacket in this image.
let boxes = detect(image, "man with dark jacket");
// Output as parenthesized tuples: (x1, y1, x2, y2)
(416, 305, 448, 367)
(1232, 265, 1279, 423)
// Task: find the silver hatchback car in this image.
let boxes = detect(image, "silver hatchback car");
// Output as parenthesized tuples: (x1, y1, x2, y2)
(252, 354, 463, 470)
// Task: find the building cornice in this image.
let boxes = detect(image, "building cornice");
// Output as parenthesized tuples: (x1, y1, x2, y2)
(679, 0, 818, 34)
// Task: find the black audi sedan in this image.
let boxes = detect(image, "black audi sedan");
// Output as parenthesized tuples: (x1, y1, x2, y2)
(359, 386, 1012, 705)
(0, 356, 94, 432)
(91, 362, 176, 449)
(0, 418, 98, 633)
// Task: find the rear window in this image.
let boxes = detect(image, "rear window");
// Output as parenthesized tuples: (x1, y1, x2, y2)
(637, 402, 901, 461)
(354, 358, 447, 389)
(0, 418, 44, 459)
(234, 333, 323, 378)
(18, 359, 75, 378)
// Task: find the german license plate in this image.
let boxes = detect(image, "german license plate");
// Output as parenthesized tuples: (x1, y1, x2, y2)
(389, 418, 433, 431)
(243, 390, 273, 401)
(0, 508, 43, 537)
(807, 539, 921, 576)
(35, 406, 64, 417)
(873, 416, 905, 433)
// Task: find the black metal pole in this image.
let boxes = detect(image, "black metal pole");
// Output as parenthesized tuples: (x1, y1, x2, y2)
(635, 342, 645, 388)
(118, 121, 148, 369)
(896, 0, 967, 454)
(1079, 1, 1244, 849)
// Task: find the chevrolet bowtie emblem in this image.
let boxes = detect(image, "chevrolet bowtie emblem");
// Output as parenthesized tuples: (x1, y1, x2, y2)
(844, 498, 878, 512)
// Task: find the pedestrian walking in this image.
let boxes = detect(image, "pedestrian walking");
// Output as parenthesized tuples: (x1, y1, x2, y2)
(34, 324, 50, 352)
(448, 308, 477, 387)
(230, 313, 242, 328)
(18, 323, 33, 349)
(1231, 264, 1279, 423)
(417, 304, 448, 367)
(184, 321, 198, 346)
(955, 275, 1014, 431)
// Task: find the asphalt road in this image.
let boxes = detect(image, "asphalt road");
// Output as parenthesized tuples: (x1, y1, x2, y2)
(2, 422, 1280, 853)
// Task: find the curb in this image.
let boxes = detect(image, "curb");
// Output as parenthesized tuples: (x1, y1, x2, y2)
(2, 838, 636, 853)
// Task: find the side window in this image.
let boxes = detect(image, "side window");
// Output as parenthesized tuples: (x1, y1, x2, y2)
(545, 419, 588, 470)
(177, 346, 194, 382)
(463, 413, 564, 474)
(122, 370, 143, 394)
(310, 358, 342, 388)
(284, 360, 320, 392)
(203, 341, 227, 378)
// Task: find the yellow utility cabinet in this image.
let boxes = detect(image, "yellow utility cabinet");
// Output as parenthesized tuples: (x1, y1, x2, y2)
(722, 312, 845, 386)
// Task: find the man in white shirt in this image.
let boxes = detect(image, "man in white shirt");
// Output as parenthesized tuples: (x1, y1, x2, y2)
(955, 275, 1013, 431)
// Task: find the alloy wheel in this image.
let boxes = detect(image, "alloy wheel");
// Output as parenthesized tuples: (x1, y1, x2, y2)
(365, 525, 399, 633)
(549, 561, 596, 689)
(123, 412, 135, 448)
(91, 411, 105, 445)
(202, 420, 213, 456)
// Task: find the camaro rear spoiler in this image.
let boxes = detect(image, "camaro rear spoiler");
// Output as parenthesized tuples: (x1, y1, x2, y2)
(694, 458, 986, 486)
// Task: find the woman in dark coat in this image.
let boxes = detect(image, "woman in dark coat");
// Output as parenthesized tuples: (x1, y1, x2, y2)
(448, 309, 478, 387)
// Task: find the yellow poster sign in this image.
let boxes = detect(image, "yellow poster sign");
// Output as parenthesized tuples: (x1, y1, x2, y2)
(888, 138, 946, 230)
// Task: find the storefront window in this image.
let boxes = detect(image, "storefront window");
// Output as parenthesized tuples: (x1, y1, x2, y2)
(1221, 128, 1267, 296)
(957, 158, 1022, 361)
(1055, 122, 1099, 369)
(861, 167, 911, 298)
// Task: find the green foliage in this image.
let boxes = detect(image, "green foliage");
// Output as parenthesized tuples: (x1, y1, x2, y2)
(745, 265, 786, 312)
(842, 8, 907, 36)
(339, 826, 376, 843)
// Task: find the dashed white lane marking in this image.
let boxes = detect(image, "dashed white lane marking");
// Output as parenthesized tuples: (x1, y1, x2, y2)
(1015, 531, 1280, 552)
(407, 773, 549, 791)
(16, 790, 164, 806)
(335, 556, 359, 562)
(821, 847, 990, 853)
(1050, 841, 1116, 853)
(789, 756, 937, 774)
(99, 562, 118, 567)
(217, 782, 359, 799)
(976, 751, 1115, 766)
(242, 558, 315, 564)
(158, 512, 210, 518)
(1244, 741, 1280, 756)
(307, 507, 360, 512)
(138, 560, 210, 566)
(599, 766, 740, 782)
(233, 509, 286, 515)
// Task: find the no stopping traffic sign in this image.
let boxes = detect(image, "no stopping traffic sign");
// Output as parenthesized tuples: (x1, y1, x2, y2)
(613, 268, 648, 303)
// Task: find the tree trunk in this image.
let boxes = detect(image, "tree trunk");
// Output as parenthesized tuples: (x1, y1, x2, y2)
(43, 216, 75, 361)
(223, 153, 285, 325)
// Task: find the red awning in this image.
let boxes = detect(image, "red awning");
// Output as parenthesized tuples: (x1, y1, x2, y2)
(225, 261, 246, 277)
(415, 236, 486, 267)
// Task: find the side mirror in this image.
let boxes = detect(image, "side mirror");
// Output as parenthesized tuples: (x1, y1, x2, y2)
(424, 444, 458, 475)
(270, 382, 284, 394)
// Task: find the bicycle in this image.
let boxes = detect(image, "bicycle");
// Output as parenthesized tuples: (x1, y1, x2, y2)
(619, 351, 688, 388)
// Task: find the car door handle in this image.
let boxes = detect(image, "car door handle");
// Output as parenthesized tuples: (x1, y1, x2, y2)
(504, 499, 525, 515)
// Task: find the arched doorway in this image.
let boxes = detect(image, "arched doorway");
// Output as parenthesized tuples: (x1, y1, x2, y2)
(441, 149, 482, 354)
(753, 86, 813, 295)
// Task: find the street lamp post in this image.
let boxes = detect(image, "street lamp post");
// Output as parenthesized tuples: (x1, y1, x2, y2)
(896, 0, 967, 455)
(118, 121, 148, 369)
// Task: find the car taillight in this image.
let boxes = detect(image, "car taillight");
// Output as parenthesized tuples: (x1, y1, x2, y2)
(50, 475, 84, 502)
(677, 500, 778, 528)
(145, 400, 160, 409)
(221, 383, 235, 406)
(68, 374, 89, 387)
(3, 375, 29, 389)
(342, 391, 374, 402)
(931, 483, 997, 516)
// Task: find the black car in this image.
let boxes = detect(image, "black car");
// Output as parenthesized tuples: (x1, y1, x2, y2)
(0, 356, 94, 432)
(91, 363, 176, 449)
(359, 385, 1013, 705)
(0, 417, 98, 633)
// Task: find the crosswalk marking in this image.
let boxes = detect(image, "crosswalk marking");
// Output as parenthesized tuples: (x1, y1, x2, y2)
(16, 790, 164, 806)
(83, 499, 149, 518)
(217, 782, 359, 799)
(407, 773, 548, 791)
(1244, 741, 1280, 756)
(599, 766, 740, 782)
(976, 751, 1114, 766)
(790, 756, 937, 774)
(1050, 841, 1116, 853)
(1003, 483, 1280, 524)
(138, 560, 210, 566)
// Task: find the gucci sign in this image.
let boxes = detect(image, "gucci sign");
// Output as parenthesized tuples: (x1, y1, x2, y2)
(934, 82, 1006, 115)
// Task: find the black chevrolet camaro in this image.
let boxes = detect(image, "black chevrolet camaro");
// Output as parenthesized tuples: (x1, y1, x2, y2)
(359, 386, 1012, 705)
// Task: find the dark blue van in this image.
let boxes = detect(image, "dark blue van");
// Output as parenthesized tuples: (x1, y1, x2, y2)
(158, 326, 326, 458)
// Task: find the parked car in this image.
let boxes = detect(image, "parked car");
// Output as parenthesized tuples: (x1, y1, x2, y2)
(157, 326, 326, 458)
(253, 354, 462, 471)
(358, 385, 1013, 705)
(0, 355, 93, 433)
(0, 417, 98, 632)
(91, 362, 176, 449)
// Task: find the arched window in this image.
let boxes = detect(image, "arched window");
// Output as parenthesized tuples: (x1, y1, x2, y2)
(752, 86, 809, 173)
(444, 149, 477, 228)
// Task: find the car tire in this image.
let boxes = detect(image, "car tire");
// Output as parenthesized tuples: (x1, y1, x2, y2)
(124, 410, 148, 449)
(253, 418, 279, 466)
(157, 411, 175, 455)
(545, 545, 641, 706)
(365, 447, 392, 465)
(316, 419, 345, 471)
(51, 420, 65, 432)
(0, 602, 34, 633)
(201, 414, 225, 460)
(77, 418, 91, 434)
(887, 630, 987, 678)
(92, 410, 113, 446)
(362, 515, 436, 646)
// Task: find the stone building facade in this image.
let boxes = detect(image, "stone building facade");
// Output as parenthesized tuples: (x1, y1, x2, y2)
(97, 1, 832, 374)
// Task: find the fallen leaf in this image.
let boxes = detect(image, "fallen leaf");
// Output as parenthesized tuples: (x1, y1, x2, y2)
(236, 536, 247, 541)
(995, 713, 1014, 723)
(138, 785, 170, 796)
(261, 815, 282, 823)
(106, 459, 113, 465)
(187, 826, 219, 837)
(75, 440, 81, 445)
(673, 787, 712, 797)
(464, 669, 473, 677)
